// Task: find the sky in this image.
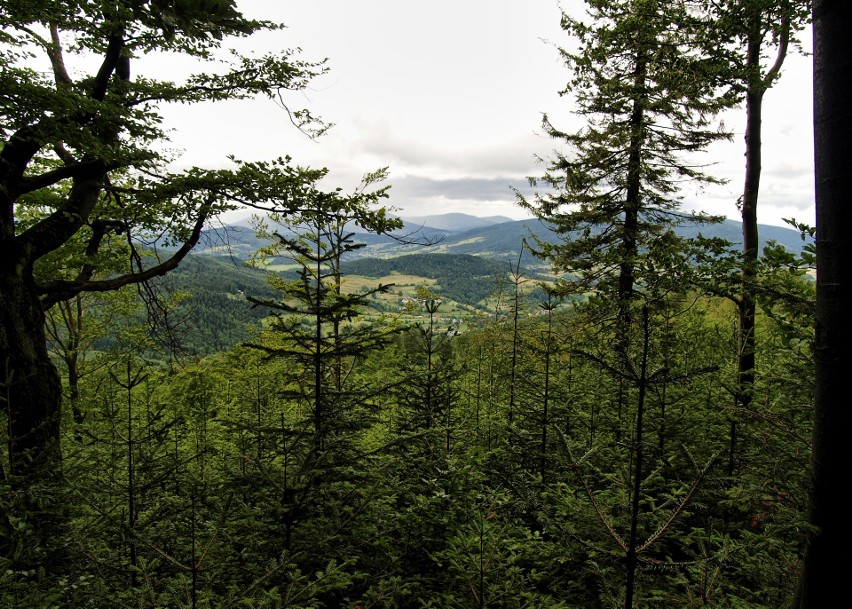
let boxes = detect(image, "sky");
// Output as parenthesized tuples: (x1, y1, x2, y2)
(149, 1, 815, 229)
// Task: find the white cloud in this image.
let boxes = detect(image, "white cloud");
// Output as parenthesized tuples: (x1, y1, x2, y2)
(149, 0, 814, 226)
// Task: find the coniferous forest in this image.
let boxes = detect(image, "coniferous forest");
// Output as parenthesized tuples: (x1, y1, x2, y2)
(1, 1, 848, 608)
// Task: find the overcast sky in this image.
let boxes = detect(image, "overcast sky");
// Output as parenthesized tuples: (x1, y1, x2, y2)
(150, 1, 815, 228)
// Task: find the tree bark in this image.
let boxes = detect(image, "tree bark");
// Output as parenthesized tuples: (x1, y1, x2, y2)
(735, 6, 791, 479)
(738, 61, 762, 418)
(794, 1, 852, 605)
(624, 305, 650, 609)
(0, 248, 63, 482)
(0, 245, 67, 569)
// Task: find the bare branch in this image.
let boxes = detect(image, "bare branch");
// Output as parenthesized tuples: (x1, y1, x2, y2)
(49, 24, 73, 89)
(37, 198, 214, 307)
(762, 16, 790, 89)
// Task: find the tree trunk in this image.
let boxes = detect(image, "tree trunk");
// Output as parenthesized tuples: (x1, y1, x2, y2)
(734, 24, 764, 477)
(620, 50, 646, 320)
(539, 301, 554, 484)
(508, 247, 524, 446)
(738, 81, 761, 404)
(624, 304, 651, 609)
(0, 251, 63, 481)
(0, 248, 66, 569)
(794, 1, 852, 605)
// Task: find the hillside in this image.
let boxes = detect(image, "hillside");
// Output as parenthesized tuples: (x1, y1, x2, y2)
(365, 217, 813, 262)
(167, 213, 813, 354)
(342, 253, 542, 307)
(159, 254, 276, 355)
(157, 250, 550, 355)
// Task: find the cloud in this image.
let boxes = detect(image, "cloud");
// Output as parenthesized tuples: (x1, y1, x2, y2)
(159, 0, 814, 228)
(351, 121, 552, 178)
(764, 162, 814, 180)
(390, 175, 537, 201)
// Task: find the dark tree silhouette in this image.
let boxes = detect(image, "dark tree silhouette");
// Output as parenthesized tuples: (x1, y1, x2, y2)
(794, 1, 852, 606)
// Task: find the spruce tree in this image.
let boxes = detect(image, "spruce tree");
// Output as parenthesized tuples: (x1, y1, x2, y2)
(520, 0, 734, 325)
(244, 169, 401, 600)
(520, 3, 739, 606)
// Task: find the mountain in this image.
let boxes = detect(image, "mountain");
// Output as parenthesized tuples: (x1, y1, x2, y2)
(344, 217, 812, 263)
(192, 214, 812, 263)
(401, 212, 516, 232)
(219, 210, 514, 234)
(163, 214, 812, 354)
(675, 219, 812, 253)
(193, 224, 270, 259)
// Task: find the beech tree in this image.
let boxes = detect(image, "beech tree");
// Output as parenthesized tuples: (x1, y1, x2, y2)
(0, 4, 332, 577)
(0, 1, 324, 485)
(708, 0, 810, 474)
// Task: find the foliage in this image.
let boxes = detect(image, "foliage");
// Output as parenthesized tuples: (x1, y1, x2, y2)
(0, 0, 331, 570)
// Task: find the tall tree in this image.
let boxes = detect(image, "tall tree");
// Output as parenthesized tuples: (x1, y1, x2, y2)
(243, 171, 402, 596)
(0, 1, 329, 577)
(247, 168, 402, 453)
(710, 0, 810, 473)
(519, 0, 733, 336)
(0, 1, 324, 485)
(794, 0, 851, 605)
(520, 2, 738, 606)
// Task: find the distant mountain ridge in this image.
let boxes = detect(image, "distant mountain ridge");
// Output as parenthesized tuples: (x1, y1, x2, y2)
(341, 216, 813, 263)
(168, 213, 813, 355)
(400, 213, 516, 232)
(194, 213, 812, 263)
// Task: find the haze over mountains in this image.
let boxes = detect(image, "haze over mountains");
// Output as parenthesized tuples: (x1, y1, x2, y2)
(401, 213, 516, 232)
(204, 211, 812, 263)
(163, 210, 815, 357)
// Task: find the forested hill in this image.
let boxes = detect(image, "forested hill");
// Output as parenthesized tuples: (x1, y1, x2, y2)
(164, 214, 812, 356)
(155, 252, 547, 356)
(342, 253, 539, 305)
(159, 255, 276, 355)
(370, 217, 813, 261)
(343, 252, 510, 279)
